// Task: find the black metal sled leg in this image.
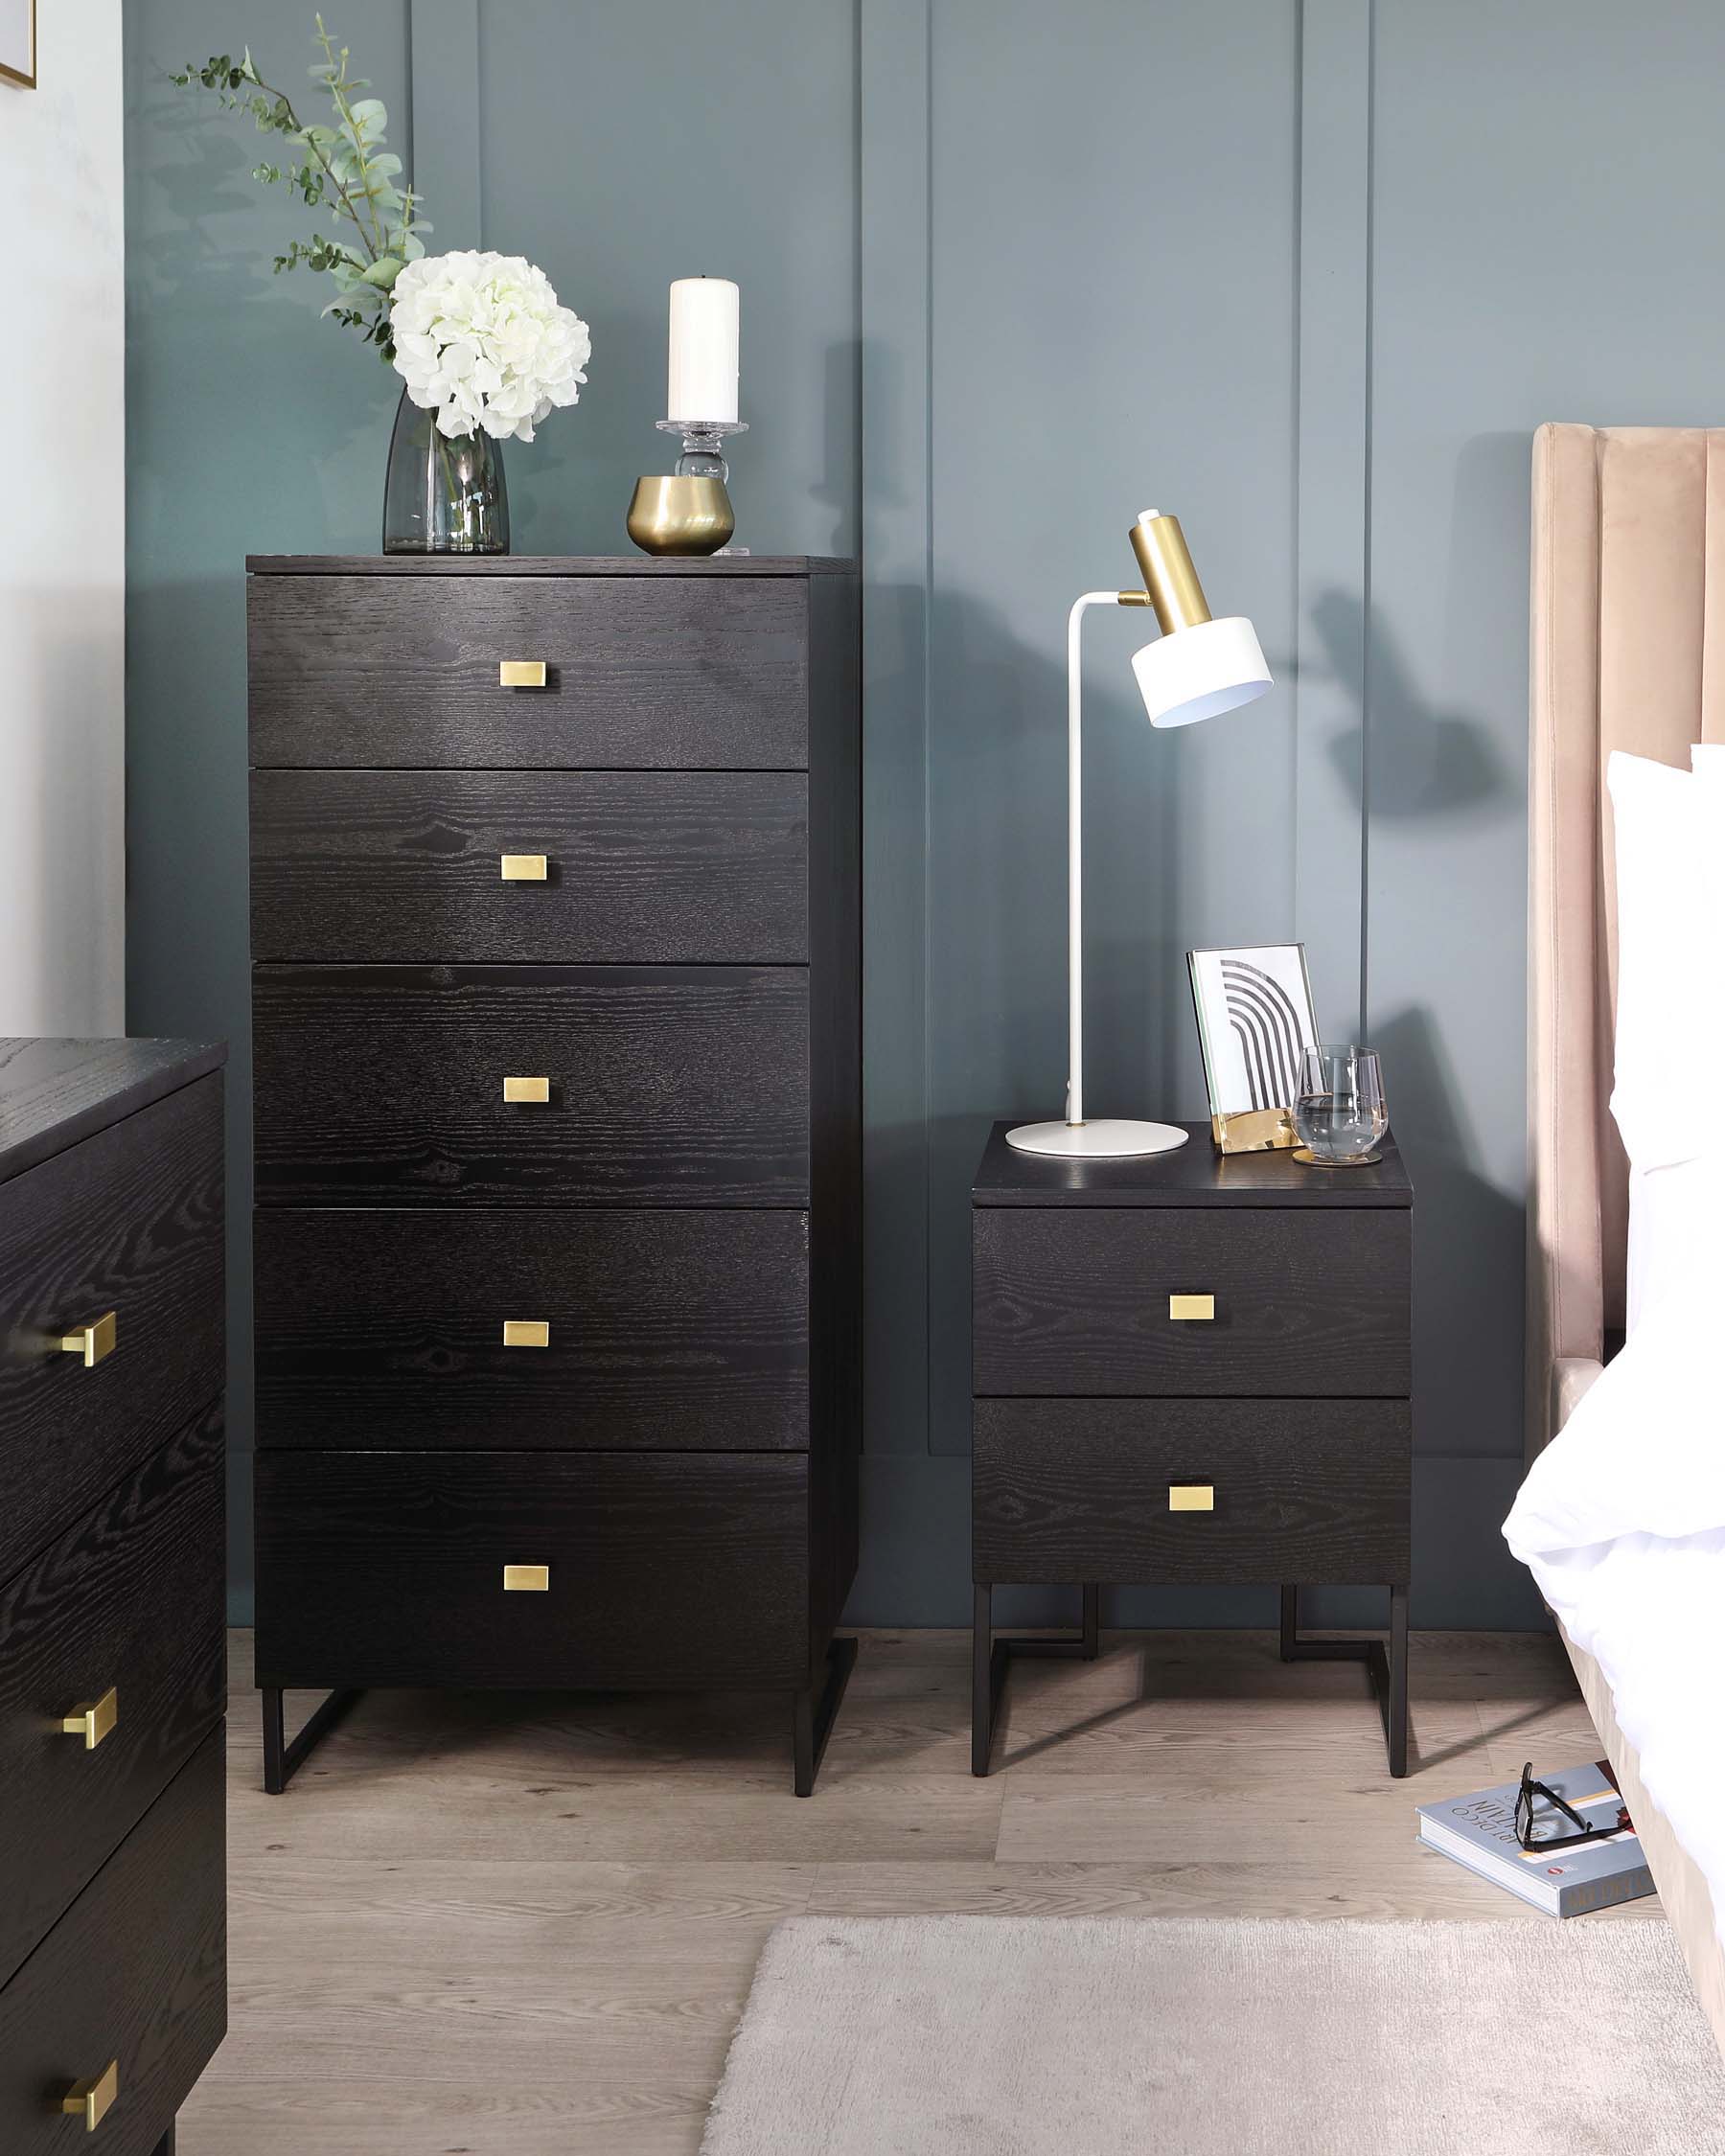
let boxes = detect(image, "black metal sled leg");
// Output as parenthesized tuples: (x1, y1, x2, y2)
(261, 1686, 362, 1794)
(793, 1636, 858, 1797)
(973, 1581, 1106, 1778)
(152, 2129, 176, 2156)
(1278, 1583, 1411, 1778)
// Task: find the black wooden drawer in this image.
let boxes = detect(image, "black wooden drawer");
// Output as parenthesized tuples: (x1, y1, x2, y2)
(255, 1209, 810, 1451)
(255, 1450, 809, 1689)
(253, 965, 810, 1206)
(0, 1076, 224, 1582)
(973, 1399, 1411, 1585)
(973, 1206, 1410, 1398)
(0, 1732, 225, 2156)
(0, 1408, 223, 1988)
(250, 769, 810, 965)
(248, 573, 810, 769)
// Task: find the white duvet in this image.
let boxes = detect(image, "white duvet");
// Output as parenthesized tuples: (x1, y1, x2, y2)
(1504, 1286, 1725, 1943)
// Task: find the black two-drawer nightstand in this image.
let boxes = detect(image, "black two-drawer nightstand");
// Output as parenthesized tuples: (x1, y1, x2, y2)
(971, 1122, 1413, 1777)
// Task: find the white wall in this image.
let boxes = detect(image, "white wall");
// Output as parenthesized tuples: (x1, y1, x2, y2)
(0, 0, 125, 1034)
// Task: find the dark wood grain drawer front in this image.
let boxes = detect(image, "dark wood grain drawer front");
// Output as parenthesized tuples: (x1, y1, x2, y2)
(0, 1409, 224, 1988)
(0, 1732, 225, 2156)
(248, 573, 810, 769)
(255, 1210, 810, 1451)
(973, 1206, 1410, 1398)
(975, 1400, 1411, 1586)
(253, 965, 810, 1206)
(250, 769, 810, 964)
(0, 1076, 224, 1582)
(255, 1451, 809, 1689)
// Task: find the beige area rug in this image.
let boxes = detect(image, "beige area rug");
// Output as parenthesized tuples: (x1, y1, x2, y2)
(702, 1915, 1725, 2155)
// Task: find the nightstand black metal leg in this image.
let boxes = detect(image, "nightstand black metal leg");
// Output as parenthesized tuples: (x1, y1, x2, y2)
(152, 2128, 175, 2156)
(973, 1585, 993, 1776)
(261, 1686, 362, 1793)
(1278, 1584, 1299, 1663)
(1388, 1583, 1410, 1778)
(974, 1581, 1105, 1776)
(1278, 1585, 1411, 1778)
(792, 1635, 857, 1796)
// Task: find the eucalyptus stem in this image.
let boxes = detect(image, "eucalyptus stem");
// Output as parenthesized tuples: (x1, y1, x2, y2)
(244, 60, 379, 264)
(172, 21, 426, 355)
(313, 15, 384, 259)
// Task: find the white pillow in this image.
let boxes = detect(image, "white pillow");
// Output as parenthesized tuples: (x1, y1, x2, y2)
(1606, 750, 1725, 1172)
(1625, 1155, 1725, 1333)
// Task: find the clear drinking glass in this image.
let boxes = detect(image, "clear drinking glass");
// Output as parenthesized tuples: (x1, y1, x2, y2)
(1292, 1045, 1388, 1166)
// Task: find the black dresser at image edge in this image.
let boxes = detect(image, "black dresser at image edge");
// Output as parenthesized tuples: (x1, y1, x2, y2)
(247, 555, 862, 1795)
(0, 1037, 228, 2155)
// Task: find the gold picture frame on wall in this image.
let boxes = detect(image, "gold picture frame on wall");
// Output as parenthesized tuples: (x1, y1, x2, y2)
(0, 0, 35, 88)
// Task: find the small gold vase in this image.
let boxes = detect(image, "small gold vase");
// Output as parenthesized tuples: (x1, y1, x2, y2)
(626, 475, 734, 557)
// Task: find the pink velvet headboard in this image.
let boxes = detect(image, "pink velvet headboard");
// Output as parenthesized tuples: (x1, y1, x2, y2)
(1527, 423, 1725, 1452)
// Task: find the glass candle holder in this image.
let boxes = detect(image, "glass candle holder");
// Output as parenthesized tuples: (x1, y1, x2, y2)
(1292, 1045, 1388, 1166)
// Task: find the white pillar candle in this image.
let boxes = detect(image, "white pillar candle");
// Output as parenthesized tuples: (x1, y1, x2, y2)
(667, 277, 740, 425)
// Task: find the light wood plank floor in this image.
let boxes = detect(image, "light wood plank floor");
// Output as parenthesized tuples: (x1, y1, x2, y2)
(180, 1626, 1636, 2155)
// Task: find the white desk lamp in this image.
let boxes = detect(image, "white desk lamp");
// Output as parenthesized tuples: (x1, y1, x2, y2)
(1006, 511, 1273, 1159)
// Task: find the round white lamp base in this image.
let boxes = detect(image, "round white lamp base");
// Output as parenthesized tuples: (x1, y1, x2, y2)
(1005, 1118, 1190, 1159)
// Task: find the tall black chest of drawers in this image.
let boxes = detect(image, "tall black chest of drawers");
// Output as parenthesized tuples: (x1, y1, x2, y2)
(0, 1038, 227, 2155)
(247, 556, 861, 1794)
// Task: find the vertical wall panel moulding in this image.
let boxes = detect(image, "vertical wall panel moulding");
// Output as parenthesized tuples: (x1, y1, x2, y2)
(860, 0, 933, 1456)
(1293, 0, 1372, 1040)
(408, 0, 482, 250)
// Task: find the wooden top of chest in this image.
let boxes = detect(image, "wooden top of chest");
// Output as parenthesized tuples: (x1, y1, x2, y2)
(973, 1122, 1413, 1209)
(246, 555, 857, 578)
(0, 1039, 225, 1185)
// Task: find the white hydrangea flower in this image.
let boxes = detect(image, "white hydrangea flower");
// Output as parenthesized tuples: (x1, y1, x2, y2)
(390, 250, 591, 444)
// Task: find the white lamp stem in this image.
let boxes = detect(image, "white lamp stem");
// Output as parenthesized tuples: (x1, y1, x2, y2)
(1067, 592, 1119, 1126)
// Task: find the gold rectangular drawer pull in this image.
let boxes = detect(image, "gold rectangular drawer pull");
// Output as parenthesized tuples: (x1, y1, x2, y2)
(503, 1563, 549, 1593)
(502, 1075, 551, 1104)
(59, 2059, 119, 2131)
(60, 1686, 118, 1751)
(499, 853, 548, 882)
(498, 659, 547, 688)
(58, 1311, 117, 1366)
(1168, 1294, 1215, 1322)
(502, 1319, 550, 1349)
(1168, 1484, 1215, 1513)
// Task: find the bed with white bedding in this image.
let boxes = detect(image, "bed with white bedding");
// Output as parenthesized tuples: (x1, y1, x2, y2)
(1524, 423, 1725, 2054)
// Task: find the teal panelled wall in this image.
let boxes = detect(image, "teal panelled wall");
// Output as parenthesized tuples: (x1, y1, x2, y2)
(126, 0, 1725, 1626)
(126, 0, 413, 1611)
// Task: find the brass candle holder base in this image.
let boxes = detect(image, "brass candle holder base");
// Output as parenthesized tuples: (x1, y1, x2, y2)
(626, 475, 735, 557)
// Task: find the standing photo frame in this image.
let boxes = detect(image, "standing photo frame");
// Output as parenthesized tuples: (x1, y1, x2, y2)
(0, 0, 35, 87)
(1187, 943, 1321, 1155)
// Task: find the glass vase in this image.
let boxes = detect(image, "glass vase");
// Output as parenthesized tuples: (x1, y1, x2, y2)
(381, 387, 510, 556)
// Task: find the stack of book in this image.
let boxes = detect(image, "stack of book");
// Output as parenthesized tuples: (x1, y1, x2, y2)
(1416, 1761, 1653, 1916)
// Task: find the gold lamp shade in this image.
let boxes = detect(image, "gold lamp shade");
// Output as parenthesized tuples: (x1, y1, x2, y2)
(627, 474, 735, 557)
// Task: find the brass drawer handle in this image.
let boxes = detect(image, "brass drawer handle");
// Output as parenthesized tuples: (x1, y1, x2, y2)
(1169, 1484, 1214, 1512)
(60, 1686, 118, 1751)
(502, 1319, 550, 1348)
(59, 2059, 119, 2131)
(1168, 1294, 1214, 1322)
(502, 1075, 551, 1104)
(498, 660, 547, 688)
(58, 1312, 117, 1367)
(499, 853, 548, 882)
(503, 1563, 549, 1593)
